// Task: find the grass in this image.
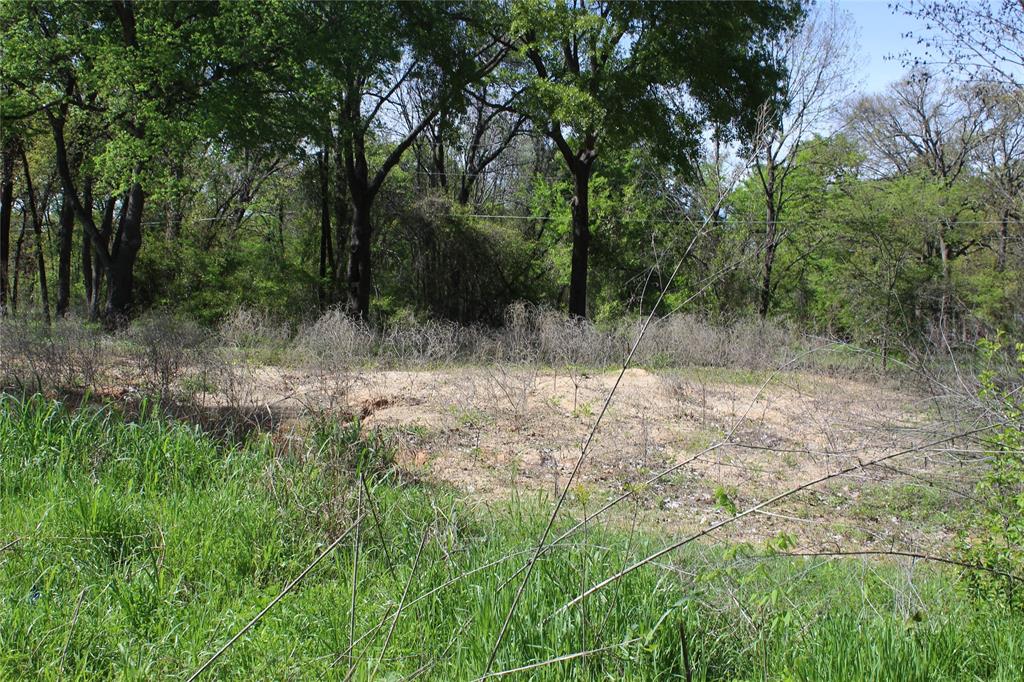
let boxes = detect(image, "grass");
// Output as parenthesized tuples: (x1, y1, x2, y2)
(844, 482, 963, 530)
(2, 394, 1024, 680)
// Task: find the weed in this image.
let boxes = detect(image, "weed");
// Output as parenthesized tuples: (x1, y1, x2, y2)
(572, 400, 594, 418)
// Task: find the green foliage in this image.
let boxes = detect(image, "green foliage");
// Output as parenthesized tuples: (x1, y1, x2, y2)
(376, 195, 555, 325)
(957, 335, 1024, 608)
(135, 216, 317, 325)
(714, 486, 739, 516)
(1, 0, 1021, 352)
(0, 1, 268, 196)
(509, 0, 803, 162)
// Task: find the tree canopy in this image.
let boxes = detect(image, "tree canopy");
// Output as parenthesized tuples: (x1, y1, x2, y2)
(0, 0, 1021, 354)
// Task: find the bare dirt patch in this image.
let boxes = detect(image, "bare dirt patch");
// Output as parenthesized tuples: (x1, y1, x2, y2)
(238, 364, 967, 551)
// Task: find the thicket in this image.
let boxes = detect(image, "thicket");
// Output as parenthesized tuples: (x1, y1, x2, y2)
(958, 335, 1024, 608)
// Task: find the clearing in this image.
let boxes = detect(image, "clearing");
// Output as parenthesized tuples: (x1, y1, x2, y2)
(239, 364, 957, 550)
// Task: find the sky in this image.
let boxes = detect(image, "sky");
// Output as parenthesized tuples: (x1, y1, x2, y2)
(839, 0, 931, 94)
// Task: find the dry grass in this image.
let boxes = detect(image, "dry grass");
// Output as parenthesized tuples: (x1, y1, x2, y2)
(0, 304, 953, 550)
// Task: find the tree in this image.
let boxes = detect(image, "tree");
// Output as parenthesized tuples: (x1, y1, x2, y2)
(404, 77, 530, 206)
(17, 140, 51, 325)
(975, 83, 1024, 271)
(898, 0, 1024, 88)
(748, 1, 857, 317)
(0, 138, 14, 316)
(293, 1, 505, 321)
(4, 3, 151, 322)
(278, 1, 505, 319)
(1, 1, 290, 323)
(506, 0, 803, 318)
(847, 70, 988, 323)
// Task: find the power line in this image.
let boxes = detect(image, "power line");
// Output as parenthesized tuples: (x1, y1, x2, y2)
(449, 213, 1022, 226)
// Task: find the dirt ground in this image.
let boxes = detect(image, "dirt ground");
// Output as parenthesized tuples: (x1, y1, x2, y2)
(240, 364, 973, 551)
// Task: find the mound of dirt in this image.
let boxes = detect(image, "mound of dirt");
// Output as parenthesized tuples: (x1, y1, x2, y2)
(236, 364, 956, 550)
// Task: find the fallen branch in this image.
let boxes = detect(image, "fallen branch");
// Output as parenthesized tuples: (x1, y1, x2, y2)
(777, 549, 1024, 583)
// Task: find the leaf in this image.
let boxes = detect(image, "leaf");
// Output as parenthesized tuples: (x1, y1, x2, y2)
(714, 486, 738, 516)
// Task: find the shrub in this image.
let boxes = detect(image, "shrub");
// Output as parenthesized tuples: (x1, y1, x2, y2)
(127, 312, 208, 401)
(218, 307, 291, 355)
(957, 335, 1024, 608)
(0, 316, 105, 394)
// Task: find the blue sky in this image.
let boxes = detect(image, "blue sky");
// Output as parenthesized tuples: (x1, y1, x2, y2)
(840, 0, 930, 93)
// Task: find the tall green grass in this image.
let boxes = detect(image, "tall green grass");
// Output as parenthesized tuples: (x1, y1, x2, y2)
(1, 394, 1022, 680)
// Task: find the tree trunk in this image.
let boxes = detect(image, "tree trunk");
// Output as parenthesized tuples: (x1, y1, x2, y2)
(20, 147, 50, 325)
(431, 132, 447, 190)
(346, 197, 372, 321)
(341, 109, 377, 322)
(56, 194, 74, 317)
(167, 160, 185, 239)
(85, 197, 116, 320)
(104, 183, 143, 323)
(997, 209, 1009, 272)
(333, 135, 349, 293)
(759, 203, 778, 319)
(457, 178, 472, 206)
(82, 214, 92, 311)
(12, 207, 27, 315)
(318, 146, 333, 308)
(568, 162, 592, 319)
(0, 143, 13, 315)
(337, 66, 447, 321)
(938, 228, 951, 325)
(49, 112, 118, 324)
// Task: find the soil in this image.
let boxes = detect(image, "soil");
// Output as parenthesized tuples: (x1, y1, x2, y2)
(236, 364, 970, 551)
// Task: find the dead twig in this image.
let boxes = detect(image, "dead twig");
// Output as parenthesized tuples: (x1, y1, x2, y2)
(555, 424, 998, 616)
(776, 549, 1024, 583)
(344, 478, 365, 680)
(362, 474, 397, 580)
(475, 637, 643, 680)
(371, 524, 430, 678)
(58, 587, 88, 677)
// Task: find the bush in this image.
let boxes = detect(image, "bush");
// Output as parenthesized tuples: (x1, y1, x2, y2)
(957, 335, 1024, 608)
(218, 307, 291, 355)
(0, 316, 105, 394)
(377, 197, 553, 325)
(127, 312, 208, 401)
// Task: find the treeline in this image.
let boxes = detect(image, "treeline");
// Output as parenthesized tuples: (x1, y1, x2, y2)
(0, 1, 1021, 353)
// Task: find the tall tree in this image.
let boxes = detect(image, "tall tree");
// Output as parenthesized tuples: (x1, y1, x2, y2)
(0, 138, 14, 316)
(506, 0, 803, 318)
(295, 1, 506, 320)
(1, 1, 285, 323)
(453, 83, 530, 206)
(18, 143, 50, 325)
(848, 73, 986, 265)
(847, 71, 989, 325)
(55, 181, 76, 317)
(898, 0, 1024, 88)
(404, 77, 529, 206)
(976, 83, 1024, 271)
(749, 1, 857, 317)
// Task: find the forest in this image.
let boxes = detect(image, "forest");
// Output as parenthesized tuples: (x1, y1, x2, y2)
(0, 0, 1017, 352)
(3, 1, 1024, 680)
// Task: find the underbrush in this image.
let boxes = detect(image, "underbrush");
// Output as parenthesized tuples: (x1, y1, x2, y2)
(0, 304, 892, 412)
(1, 395, 1023, 680)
